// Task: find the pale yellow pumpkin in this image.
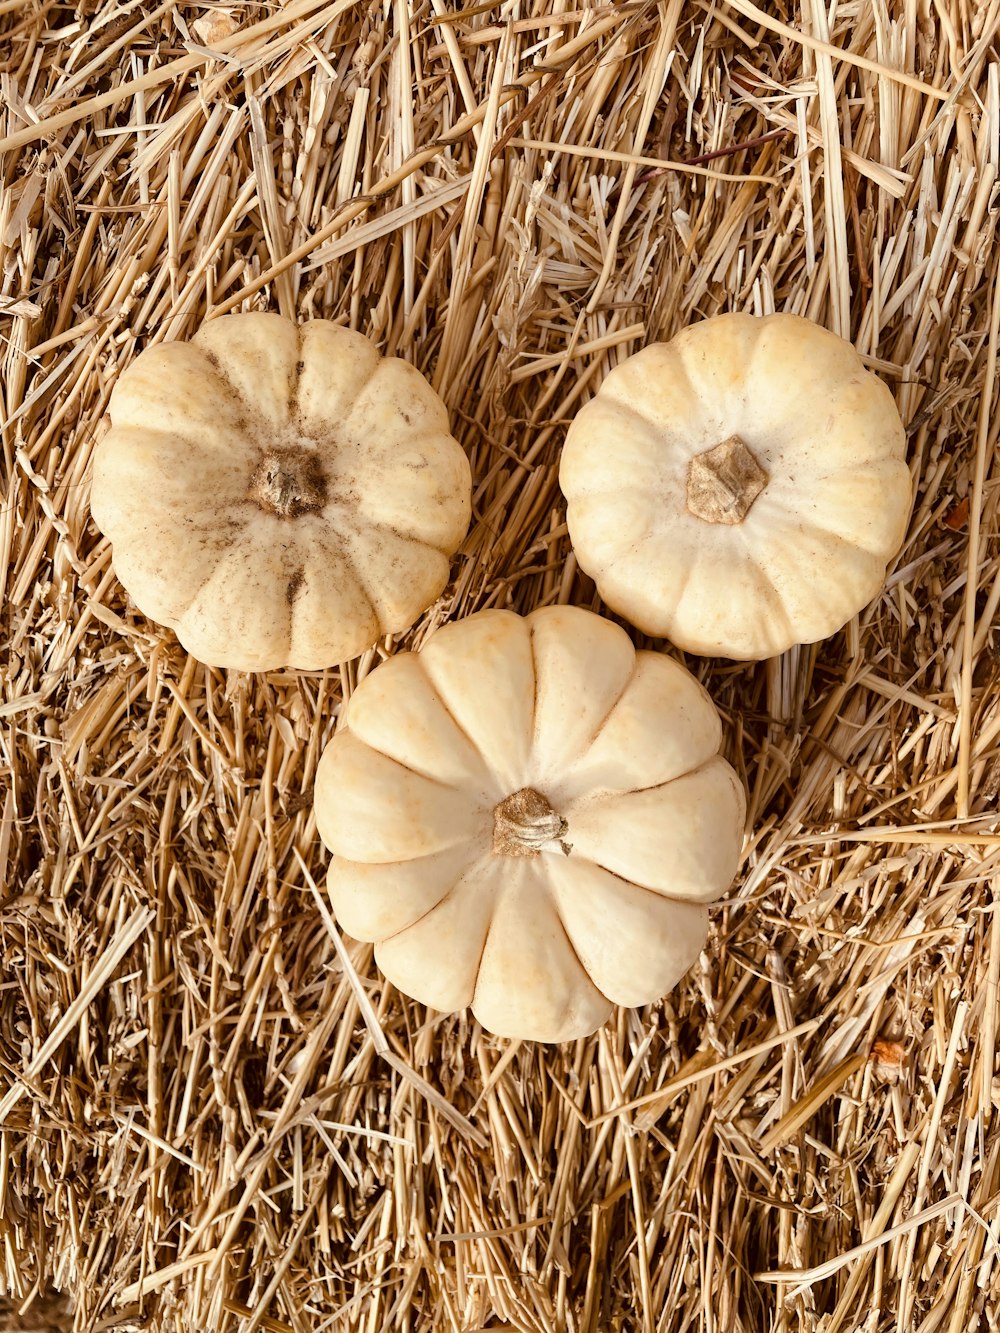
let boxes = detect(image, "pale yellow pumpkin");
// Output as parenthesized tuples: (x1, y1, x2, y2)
(315, 605, 745, 1043)
(90, 313, 472, 671)
(560, 313, 911, 659)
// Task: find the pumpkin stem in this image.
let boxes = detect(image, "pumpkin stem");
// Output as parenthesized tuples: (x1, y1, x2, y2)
(493, 787, 570, 858)
(250, 446, 328, 519)
(686, 435, 768, 525)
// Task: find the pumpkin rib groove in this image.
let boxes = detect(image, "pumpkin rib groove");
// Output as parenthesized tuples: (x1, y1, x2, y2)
(300, 337, 385, 436)
(331, 530, 382, 635)
(411, 652, 490, 762)
(526, 618, 541, 742)
(602, 543, 694, 636)
(565, 480, 661, 506)
(288, 319, 303, 423)
(339, 353, 389, 429)
(375, 853, 490, 945)
(284, 563, 310, 663)
(541, 861, 615, 1008)
(173, 538, 243, 625)
(594, 368, 683, 437)
(563, 744, 723, 809)
(547, 858, 709, 1009)
(352, 511, 454, 560)
(466, 863, 600, 1035)
(113, 343, 233, 426)
(755, 585, 796, 659)
(197, 344, 253, 413)
(779, 511, 907, 564)
(748, 519, 887, 638)
(343, 734, 475, 795)
(732, 527, 796, 652)
(584, 856, 727, 907)
(565, 852, 726, 912)
(171, 532, 300, 668)
(340, 520, 450, 632)
(104, 488, 247, 549)
(567, 652, 641, 762)
(290, 525, 381, 665)
(656, 544, 700, 626)
(346, 832, 477, 865)
(99, 424, 205, 453)
(195, 321, 296, 435)
(341, 653, 497, 795)
(92, 433, 252, 527)
(340, 356, 443, 438)
(468, 884, 501, 1016)
(797, 518, 890, 566)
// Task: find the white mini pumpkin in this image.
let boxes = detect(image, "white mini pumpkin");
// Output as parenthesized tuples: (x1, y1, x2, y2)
(560, 313, 911, 660)
(90, 313, 472, 672)
(315, 606, 745, 1043)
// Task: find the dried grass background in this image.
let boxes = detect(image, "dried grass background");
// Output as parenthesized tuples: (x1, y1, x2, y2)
(2, 1, 1000, 1330)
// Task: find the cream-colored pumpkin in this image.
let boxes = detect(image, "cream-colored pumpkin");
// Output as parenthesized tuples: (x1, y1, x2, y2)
(90, 313, 472, 672)
(315, 605, 745, 1043)
(560, 313, 911, 660)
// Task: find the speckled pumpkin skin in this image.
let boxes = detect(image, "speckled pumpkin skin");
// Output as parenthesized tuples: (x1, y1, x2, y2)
(91, 313, 472, 671)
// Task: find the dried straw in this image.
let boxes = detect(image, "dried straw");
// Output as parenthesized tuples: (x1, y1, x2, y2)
(2, 1, 1000, 1330)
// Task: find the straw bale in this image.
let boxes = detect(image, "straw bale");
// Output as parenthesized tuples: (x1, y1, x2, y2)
(2, 1, 1000, 1330)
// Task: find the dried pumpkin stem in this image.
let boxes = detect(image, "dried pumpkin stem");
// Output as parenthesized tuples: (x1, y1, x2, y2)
(250, 446, 328, 519)
(686, 434, 768, 525)
(493, 787, 569, 857)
